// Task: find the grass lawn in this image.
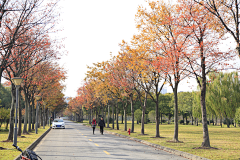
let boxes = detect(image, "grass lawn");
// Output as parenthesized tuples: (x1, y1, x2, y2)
(84, 120, 240, 160)
(0, 124, 49, 160)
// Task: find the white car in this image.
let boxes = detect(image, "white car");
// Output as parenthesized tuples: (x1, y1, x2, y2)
(52, 118, 65, 129)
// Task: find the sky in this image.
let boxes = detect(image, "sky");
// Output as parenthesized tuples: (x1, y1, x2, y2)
(57, 0, 196, 98)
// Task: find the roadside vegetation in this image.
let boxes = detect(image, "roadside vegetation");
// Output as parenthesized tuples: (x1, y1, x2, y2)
(0, 124, 49, 160)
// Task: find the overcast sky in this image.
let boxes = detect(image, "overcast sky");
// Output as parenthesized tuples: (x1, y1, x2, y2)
(57, 0, 197, 98)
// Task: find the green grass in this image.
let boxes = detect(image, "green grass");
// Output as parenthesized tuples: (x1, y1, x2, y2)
(0, 124, 49, 160)
(85, 120, 240, 160)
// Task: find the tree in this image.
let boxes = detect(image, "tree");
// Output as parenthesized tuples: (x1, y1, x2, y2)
(136, 0, 191, 141)
(194, 0, 240, 56)
(179, 0, 235, 147)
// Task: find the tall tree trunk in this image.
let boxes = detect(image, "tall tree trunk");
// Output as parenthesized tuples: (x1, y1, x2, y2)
(186, 113, 188, 125)
(116, 102, 119, 130)
(141, 92, 147, 135)
(32, 104, 35, 130)
(173, 87, 179, 141)
(28, 99, 31, 132)
(23, 93, 29, 134)
(155, 94, 160, 137)
(200, 75, 211, 147)
(191, 116, 193, 125)
(220, 115, 222, 128)
(7, 89, 16, 141)
(168, 113, 171, 124)
(124, 101, 128, 131)
(130, 95, 134, 133)
(112, 104, 114, 129)
(107, 104, 110, 128)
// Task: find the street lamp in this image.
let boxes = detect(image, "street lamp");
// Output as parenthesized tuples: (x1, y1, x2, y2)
(35, 95, 41, 134)
(43, 101, 47, 129)
(11, 77, 24, 146)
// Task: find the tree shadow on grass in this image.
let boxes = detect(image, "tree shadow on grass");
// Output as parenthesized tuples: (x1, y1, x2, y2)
(166, 140, 184, 143)
(1, 140, 13, 142)
(193, 146, 219, 150)
(138, 134, 149, 136)
(150, 136, 165, 138)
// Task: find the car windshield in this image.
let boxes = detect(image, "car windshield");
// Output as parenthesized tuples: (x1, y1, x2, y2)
(53, 119, 63, 122)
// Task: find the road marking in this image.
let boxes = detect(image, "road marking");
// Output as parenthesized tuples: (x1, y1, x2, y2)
(94, 143, 99, 146)
(82, 134, 84, 135)
(79, 132, 81, 133)
(103, 150, 110, 155)
(85, 136, 87, 137)
(89, 139, 92, 141)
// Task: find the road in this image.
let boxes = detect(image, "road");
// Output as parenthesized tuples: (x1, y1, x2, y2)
(34, 120, 187, 160)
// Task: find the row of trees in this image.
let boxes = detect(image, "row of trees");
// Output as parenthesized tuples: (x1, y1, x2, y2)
(67, 0, 240, 148)
(0, 0, 66, 142)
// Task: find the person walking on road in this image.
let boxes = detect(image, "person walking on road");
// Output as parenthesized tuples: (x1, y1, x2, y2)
(98, 117, 105, 135)
(92, 118, 97, 134)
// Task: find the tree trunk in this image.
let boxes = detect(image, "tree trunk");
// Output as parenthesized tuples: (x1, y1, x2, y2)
(112, 104, 114, 129)
(32, 103, 35, 130)
(168, 113, 171, 124)
(141, 92, 147, 135)
(7, 87, 16, 141)
(186, 113, 188, 125)
(200, 76, 211, 147)
(155, 94, 160, 137)
(130, 95, 134, 133)
(28, 99, 31, 132)
(226, 118, 230, 128)
(124, 101, 127, 131)
(107, 105, 110, 128)
(116, 102, 119, 130)
(23, 93, 29, 134)
(220, 116, 222, 128)
(173, 87, 178, 141)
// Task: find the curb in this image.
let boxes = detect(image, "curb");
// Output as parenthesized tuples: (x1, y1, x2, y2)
(14, 128, 51, 160)
(83, 124, 210, 160)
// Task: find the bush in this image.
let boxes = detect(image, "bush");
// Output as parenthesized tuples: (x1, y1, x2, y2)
(179, 120, 184, 124)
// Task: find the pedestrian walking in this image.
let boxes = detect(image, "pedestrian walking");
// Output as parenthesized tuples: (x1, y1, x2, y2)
(92, 118, 97, 134)
(98, 117, 105, 135)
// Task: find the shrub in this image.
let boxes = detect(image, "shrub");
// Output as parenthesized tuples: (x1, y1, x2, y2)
(179, 120, 184, 124)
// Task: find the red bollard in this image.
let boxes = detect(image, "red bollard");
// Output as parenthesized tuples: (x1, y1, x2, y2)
(128, 128, 131, 135)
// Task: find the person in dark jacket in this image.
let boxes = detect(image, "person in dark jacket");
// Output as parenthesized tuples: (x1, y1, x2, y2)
(92, 118, 97, 134)
(98, 117, 105, 135)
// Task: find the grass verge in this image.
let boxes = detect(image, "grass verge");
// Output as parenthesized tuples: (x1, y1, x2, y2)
(0, 124, 49, 160)
(84, 120, 240, 160)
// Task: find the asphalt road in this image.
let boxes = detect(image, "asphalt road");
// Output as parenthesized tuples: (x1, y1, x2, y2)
(34, 120, 187, 160)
